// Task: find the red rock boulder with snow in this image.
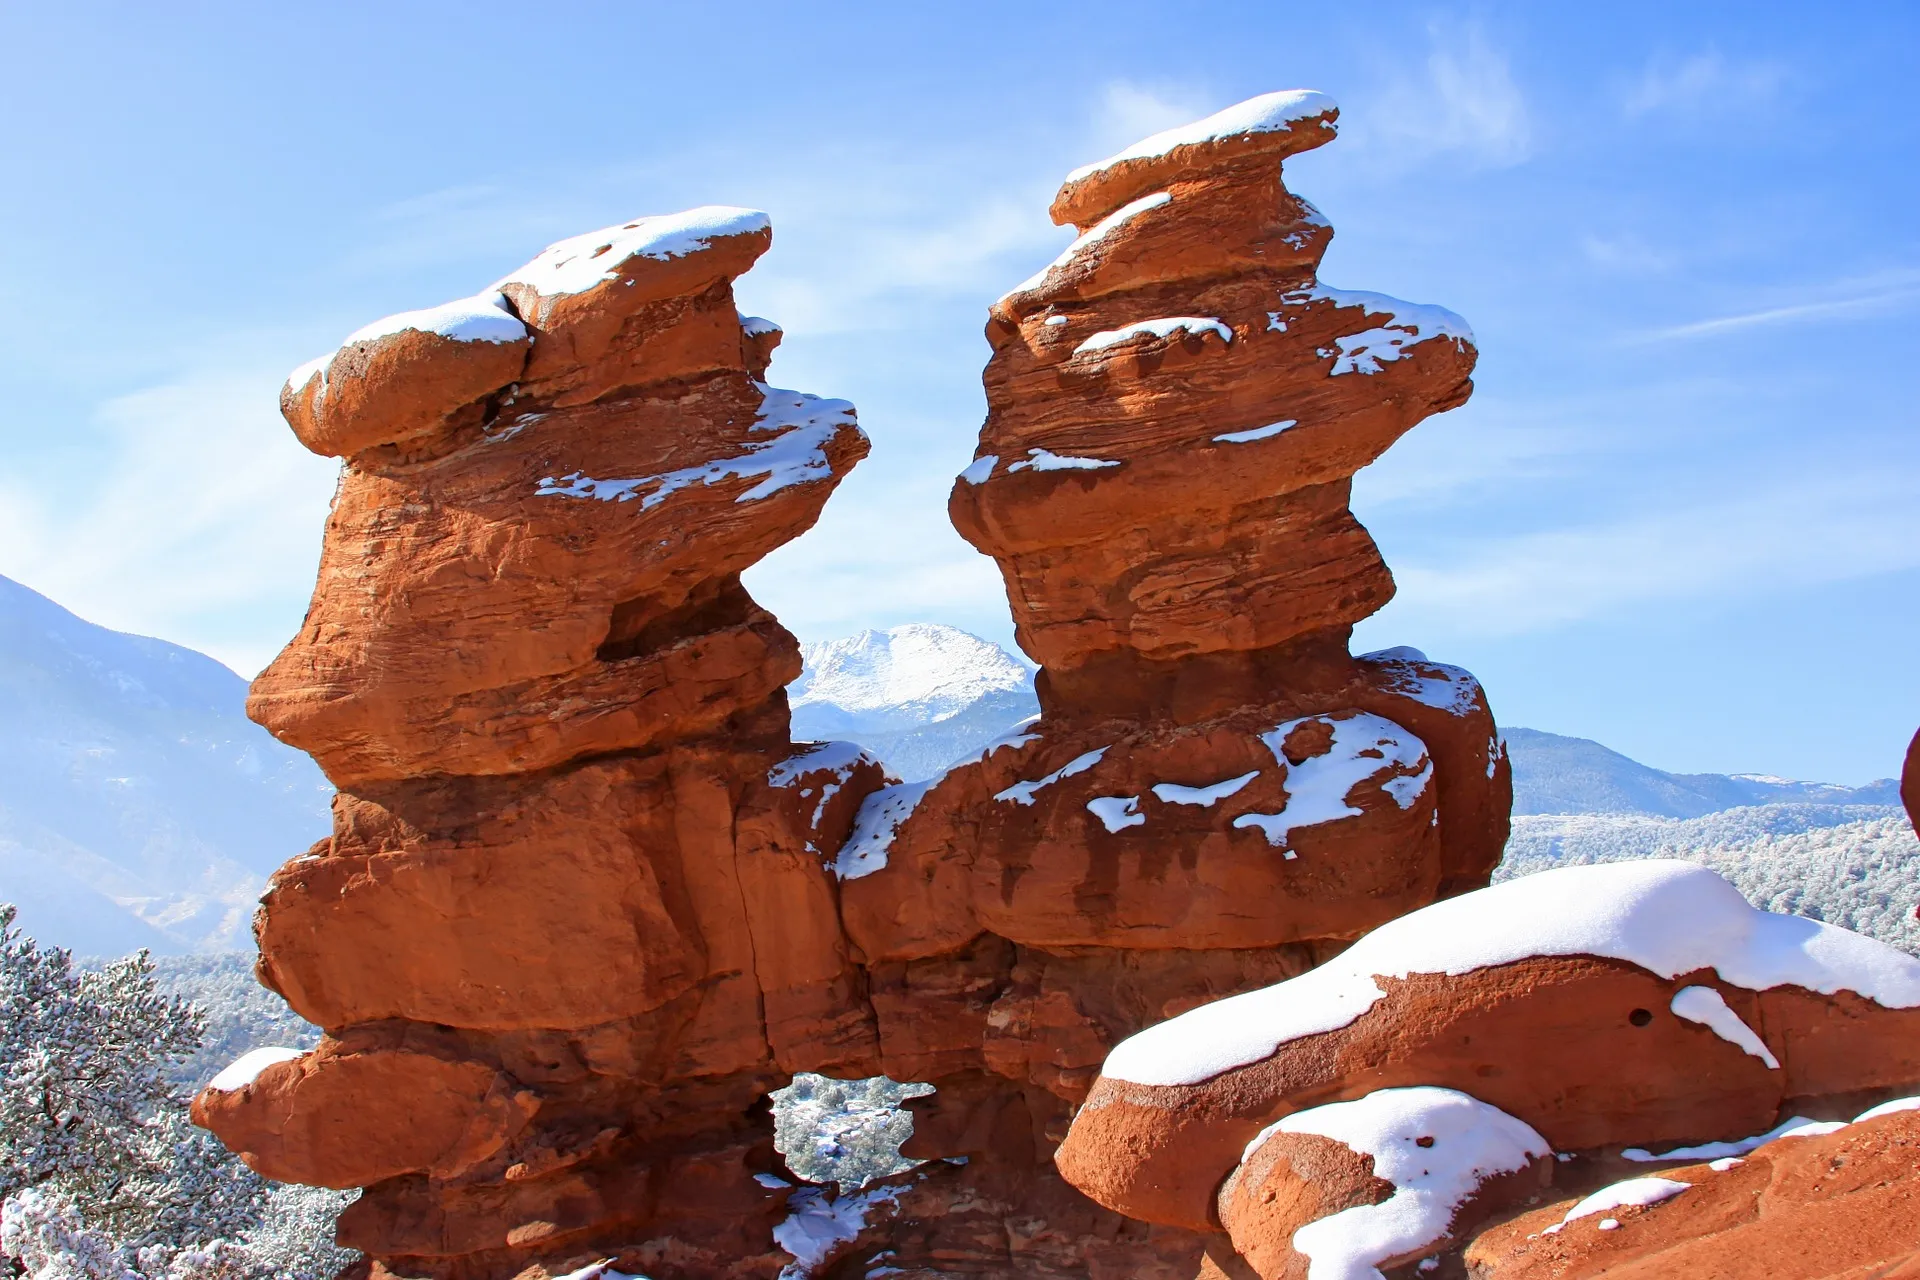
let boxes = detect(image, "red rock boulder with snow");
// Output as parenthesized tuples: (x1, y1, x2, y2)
(1466, 1102, 1920, 1279)
(1055, 860, 1920, 1277)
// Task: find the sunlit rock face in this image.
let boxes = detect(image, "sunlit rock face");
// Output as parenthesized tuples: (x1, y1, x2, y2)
(826, 89, 1514, 1277)
(196, 207, 893, 1280)
(198, 87, 1523, 1280)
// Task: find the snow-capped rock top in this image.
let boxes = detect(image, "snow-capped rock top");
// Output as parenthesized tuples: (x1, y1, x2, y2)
(791, 624, 1032, 732)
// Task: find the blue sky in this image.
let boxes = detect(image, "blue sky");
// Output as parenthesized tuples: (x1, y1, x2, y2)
(1, 2, 1915, 783)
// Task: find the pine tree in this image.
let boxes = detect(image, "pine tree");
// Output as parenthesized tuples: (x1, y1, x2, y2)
(0, 906, 355, 1280)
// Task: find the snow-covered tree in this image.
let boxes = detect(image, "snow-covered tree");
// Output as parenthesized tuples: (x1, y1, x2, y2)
(0, 906, 355, 1280)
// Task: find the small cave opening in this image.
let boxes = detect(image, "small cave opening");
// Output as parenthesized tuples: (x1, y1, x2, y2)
(770, 1073, 934, 1190)
(597, 574, 756, 664)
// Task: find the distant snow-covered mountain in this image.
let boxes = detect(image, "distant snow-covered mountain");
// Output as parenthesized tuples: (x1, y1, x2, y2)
(789, 625, 1038, 782)
(1505, 726, 1901, 817)
(0, 573, 332, 955)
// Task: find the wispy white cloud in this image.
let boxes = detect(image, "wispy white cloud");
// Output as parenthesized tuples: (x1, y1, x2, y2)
(1636, 268, 1920, 340)
(0, 365, 337, 675)
(1343, 21, 1532, 171)
(1381, 470, 1920, 637)
(1086, 80, 1216, 156)
(1622, 50, 1791, 119)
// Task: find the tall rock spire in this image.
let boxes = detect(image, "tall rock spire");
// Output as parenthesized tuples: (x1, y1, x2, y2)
(195, 208, 888, 1278)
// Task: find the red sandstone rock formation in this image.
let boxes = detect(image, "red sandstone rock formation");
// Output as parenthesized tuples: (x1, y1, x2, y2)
(820, 88, 1511, 1275)
(200, 87, 1516, 1280)
(1055, 860, 1920, 1277)
(195, 207, 886, 1279)
(1466, 1104, 1920, 1278)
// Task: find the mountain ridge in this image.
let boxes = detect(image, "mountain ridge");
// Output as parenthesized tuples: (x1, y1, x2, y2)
(0, 572, 332, 955)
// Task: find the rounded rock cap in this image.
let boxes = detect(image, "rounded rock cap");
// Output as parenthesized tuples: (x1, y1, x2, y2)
(1051, 89, 1339, 229)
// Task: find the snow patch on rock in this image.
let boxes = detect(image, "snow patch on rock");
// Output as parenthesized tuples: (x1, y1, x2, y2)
(207, 1046, 303, 1093)
(1545, 1177, 1690, 1233)
(1248, 1087, 1548, 1280)
(1669, 985, 1778, 1068)
(837, 782, 935, 882)
(1075, 317, 1232, 355)
(1153, 771, 1261, 807)
(497, 205, 769, 297)
(1065, 89, 1338, 184)
(1102, 860, 1920, 1088)
(1087, 795, 1145, 832)
(996, 748, 1108, 806)
(1232, 713, 1431, 854)
(1006, 448, 1121, 473)
(536, 382, 857, 510)
(344, 290, 527, 348)
(1215, 419, 1298, 444)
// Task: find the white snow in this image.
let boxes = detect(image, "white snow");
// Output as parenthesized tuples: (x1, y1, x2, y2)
(740, 313, 782, 337)
(536, 382, 857, 510)
(1622, 1095, 1920, 1163)
(1074, 316, 1233, 355)
(1000, 190, 1172, 300)
(1621, 1114, 1839, 1163)
(1214, 419, 1298, 444)
(1087, 795, 1145, 832)
(1545, 1177, 1690, 1233)
(1044, 315, 1070, 327)
(836, 781, 935, 882)
(769, 740, 878, 789)
(1360, 650, 1484, 717)
(1669, 985, 1779, 1068)
(1246, 1087, 1548, 1280)
(1232, 713, 1431, 855)
(550, 1263, 648, 1280)
(1153, 771, 1261, 807)
(284, 354, 330, 397)
(343, 290, 527, 348)
(1369, 645, 1428, 662)
(1709, 1157, 1744, 1171)
(1064, 90, 1338, 185)
(1280, 285, 1474, 376)
(977, 720, 1043, 761)
(958, 455, 998, 485)
(792, 625, 1032, 727)
(774, 1184, 907, 1280)
(995, 748, 1108, 806)
(1006, 447, 1122, 473)
(497, 206, 770, 298)
(1854, 1095, 1920, 1123)
(206, 1046, 303, 1093)
(1102, 860, 1920, 1087)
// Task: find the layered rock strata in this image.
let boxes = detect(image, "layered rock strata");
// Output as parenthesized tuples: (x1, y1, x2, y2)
(824, 89, 1511, 1274)
(195, 208, 884, 1279)
(1056, 860, 1920, 1277)
(1464, 1102, 1920, 1278)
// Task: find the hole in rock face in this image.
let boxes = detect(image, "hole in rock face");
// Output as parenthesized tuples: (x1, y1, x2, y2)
(1629, 1008, 1654, 1027)
(770, 1074, 933, 1190)
(597, 574, 756, 664)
